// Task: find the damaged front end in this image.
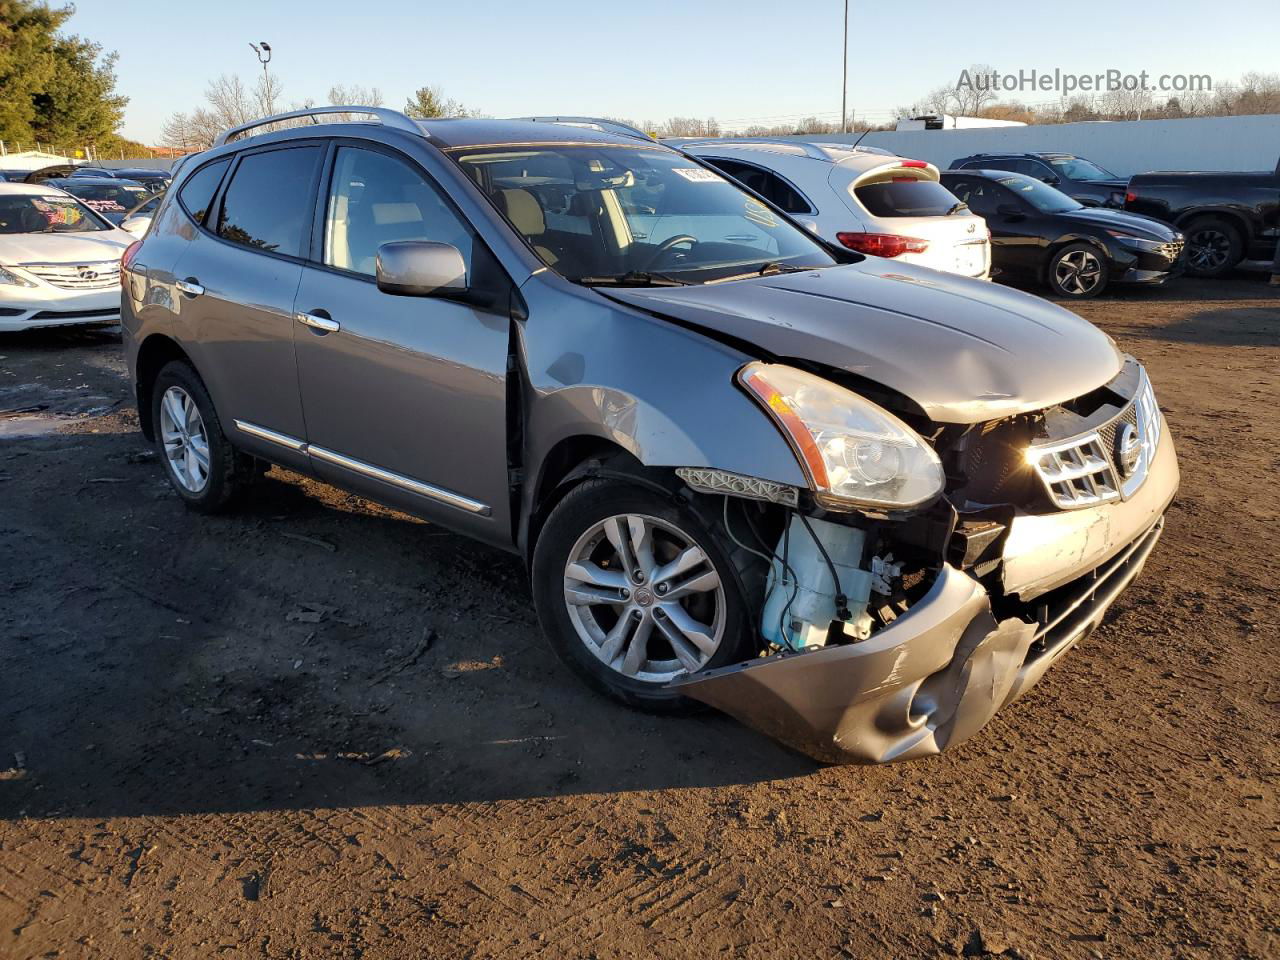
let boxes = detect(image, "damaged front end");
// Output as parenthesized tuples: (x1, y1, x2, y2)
(671, 358, 1178, 763)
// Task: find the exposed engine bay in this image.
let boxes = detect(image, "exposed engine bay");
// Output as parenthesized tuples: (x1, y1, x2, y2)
(671, 358, 1178, 763)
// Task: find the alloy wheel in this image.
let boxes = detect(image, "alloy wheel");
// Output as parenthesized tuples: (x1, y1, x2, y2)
(562, 513, 726, 683)
(1053, 249, 1104, 295)
(1186, 228, 1230, 271)
(159, 385, 211, 493)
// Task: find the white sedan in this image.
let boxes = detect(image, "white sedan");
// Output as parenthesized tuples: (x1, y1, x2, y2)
(0, 182, 135, 332)
(677, 139, 992, 280)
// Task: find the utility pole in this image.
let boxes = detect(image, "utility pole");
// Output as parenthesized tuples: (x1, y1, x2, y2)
(841, 1, 849, 133)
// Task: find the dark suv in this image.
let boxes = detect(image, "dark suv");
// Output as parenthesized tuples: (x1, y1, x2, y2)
(120, 107, 1177, 763)
(951, 153, 1129, 208)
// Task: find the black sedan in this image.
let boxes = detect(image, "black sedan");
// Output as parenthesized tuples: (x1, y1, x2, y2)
(940, 170, 1184, 299)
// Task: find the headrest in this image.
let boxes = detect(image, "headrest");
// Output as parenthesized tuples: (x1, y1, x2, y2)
(371, 202, 422, 225)
(500, 188, 545, 236)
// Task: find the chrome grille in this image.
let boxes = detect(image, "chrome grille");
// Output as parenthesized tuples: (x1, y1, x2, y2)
(21, 261, 121, 290)
(1026, 367, 1162, 510)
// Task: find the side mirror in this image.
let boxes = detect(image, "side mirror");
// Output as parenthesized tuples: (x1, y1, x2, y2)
(376, 241, 467, 297)
(1042, 174, 1061, 185)
(996, 203, 1025, 219)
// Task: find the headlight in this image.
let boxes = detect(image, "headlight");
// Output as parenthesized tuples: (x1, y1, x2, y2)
(1105, 231, 1165, 251)
(738, 362, 944, 510)
(0, 265, 36, 288)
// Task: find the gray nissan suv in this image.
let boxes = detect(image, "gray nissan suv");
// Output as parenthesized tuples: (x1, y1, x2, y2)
(120, 108, 1178, 763)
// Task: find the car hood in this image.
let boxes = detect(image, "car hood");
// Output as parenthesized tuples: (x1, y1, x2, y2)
(1059, 206, 1179, 239)
(0, 230, 133, 264)
(601, 260, 1123, 424)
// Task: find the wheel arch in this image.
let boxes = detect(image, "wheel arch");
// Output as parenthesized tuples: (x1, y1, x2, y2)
(134, 333, 195, 441)
(1172, 209, 1244, 248)
(520, 434, 655, 562)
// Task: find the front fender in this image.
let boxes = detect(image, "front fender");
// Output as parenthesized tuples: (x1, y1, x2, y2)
(518, 277, 808, 488)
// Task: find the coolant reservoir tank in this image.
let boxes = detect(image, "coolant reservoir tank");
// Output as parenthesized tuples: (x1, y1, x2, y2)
(760, 515, 874, 651)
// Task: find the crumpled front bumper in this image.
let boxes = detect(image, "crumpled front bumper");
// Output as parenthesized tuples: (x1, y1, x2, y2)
(672, 424, 1178, 764)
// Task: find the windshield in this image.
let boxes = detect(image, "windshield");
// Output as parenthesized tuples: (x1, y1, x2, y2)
(450, 144, 837, 284)
(62, 182, 149, 222)
(0, 194, 111, 234)
(1048, 156, 1116, 181)
(995, 174, 1082, 214)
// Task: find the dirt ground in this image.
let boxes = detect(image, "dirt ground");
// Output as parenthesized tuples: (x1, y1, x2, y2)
(1, 275, 1277, 959)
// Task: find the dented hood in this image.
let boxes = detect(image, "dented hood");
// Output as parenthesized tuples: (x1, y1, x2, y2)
(603, 261, 1122, 423)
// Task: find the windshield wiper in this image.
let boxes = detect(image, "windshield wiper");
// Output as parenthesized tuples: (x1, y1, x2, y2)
(945, 201, 969, 215)
(756, 261, 811, 276)
(574, 270, 691, 287)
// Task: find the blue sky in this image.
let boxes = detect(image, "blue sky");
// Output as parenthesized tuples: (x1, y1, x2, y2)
(68, 0, 1280, 143)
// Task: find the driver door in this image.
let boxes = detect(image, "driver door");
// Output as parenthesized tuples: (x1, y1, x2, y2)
(292, 143, 513, 546)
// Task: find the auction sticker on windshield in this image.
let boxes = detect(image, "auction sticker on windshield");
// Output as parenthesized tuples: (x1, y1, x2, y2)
(672, 168, 724, 183)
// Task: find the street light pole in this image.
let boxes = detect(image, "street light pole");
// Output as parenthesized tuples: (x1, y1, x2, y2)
(250, 41, 272, 82)
(841, 1, 849, 133)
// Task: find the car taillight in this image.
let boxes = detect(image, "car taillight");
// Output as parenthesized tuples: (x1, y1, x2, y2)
(121, 240, 142, 271)
(836, 232, 930, 257)
(1124, 191, 1137, 204)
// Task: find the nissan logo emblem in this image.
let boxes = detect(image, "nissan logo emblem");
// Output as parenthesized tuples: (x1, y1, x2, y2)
(1115, 423, 1142, 478)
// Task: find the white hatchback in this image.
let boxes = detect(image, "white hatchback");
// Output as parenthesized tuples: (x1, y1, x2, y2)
(0, 183, 135, 332)
(678, 139, 991, 279)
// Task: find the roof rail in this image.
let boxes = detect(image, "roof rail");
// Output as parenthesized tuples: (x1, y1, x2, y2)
(513, 116, 656, 143)
(213, 105, 423, 147)
(674, 137, 835, 161)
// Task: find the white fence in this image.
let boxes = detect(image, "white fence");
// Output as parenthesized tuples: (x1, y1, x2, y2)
(802, 114, 1280, 177)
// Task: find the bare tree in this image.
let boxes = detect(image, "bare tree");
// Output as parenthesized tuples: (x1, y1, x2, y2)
(658, 117, 721, 138)
(327, 84, 384, 108)
(951, 64, 999, 116)
(1101, 85, 1155, 120)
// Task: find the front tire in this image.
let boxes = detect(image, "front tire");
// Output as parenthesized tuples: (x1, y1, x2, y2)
(1048, 242, 1109, 299)
(151, 360, 252, 512)
(531, 479, 759, 713)
(1184, 217, 1242, 278)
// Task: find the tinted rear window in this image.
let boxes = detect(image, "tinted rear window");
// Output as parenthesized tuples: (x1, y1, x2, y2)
(178, 158, 230, 224)
(854, 179, 962, 218)
(216, 147, 322, 257)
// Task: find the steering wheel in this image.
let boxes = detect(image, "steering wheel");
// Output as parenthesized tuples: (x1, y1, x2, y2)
(642, 234, 698, 271)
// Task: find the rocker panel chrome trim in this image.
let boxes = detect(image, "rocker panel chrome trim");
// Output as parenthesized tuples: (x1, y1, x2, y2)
(232, 420, 491, 516)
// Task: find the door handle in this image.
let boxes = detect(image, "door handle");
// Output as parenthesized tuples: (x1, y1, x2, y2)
(175, 278, 204, 297)
(296, 311, 340, 333)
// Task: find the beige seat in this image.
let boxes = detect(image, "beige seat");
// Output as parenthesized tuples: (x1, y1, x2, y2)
(499, 188, 558, 265)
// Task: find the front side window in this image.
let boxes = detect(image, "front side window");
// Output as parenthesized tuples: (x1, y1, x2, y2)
(0, 194, 109, 234)
(944, 178, 1005, 216)
(323, 147, 474, 276)
(177, 158, 230, 224)
(216, 147, 323, 256)
(451, 144, 836, 283)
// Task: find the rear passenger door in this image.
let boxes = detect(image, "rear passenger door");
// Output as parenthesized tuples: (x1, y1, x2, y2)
(291, 142, 513, 545)
(172, 143, 323, 469)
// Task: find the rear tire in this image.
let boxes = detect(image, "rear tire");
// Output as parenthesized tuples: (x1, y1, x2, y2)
(151, 360, 253, 513)
(1184, 217, 1243, 278)
(531, 479, 760, 713)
